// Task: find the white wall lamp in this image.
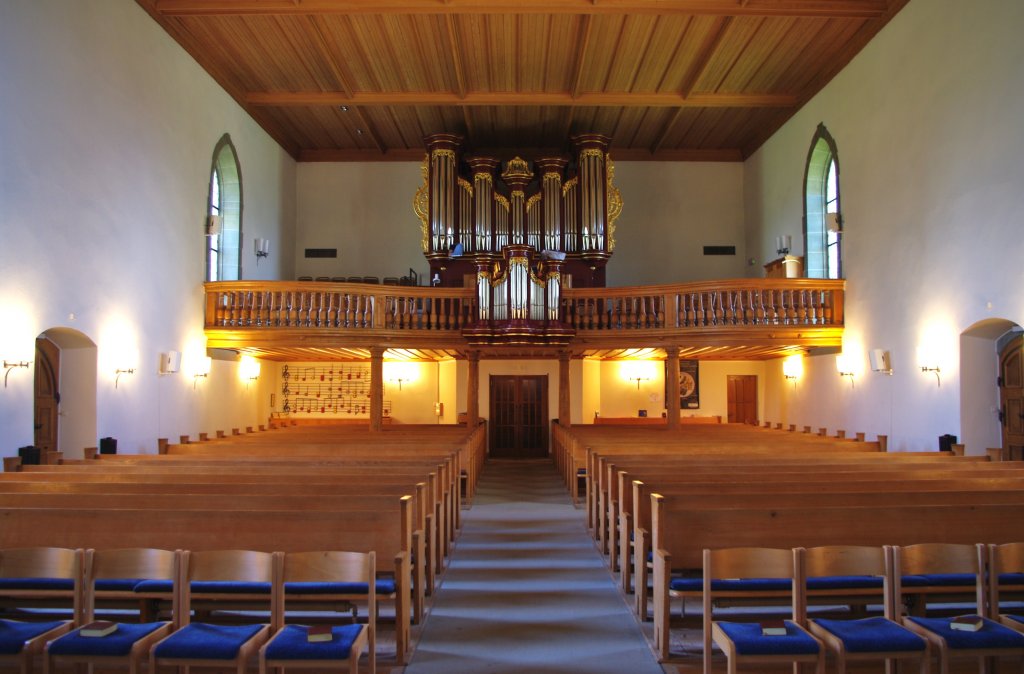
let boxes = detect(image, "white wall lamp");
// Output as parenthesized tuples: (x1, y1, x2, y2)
(193, 356, 212, 390)
(835, 353, 855, 388)
(3, 360, 30, 388)
(114, 368, 135, 389)
(869, 349, 893, 376)
(782, 355, 802, 386)
(254, 238, 270, 263)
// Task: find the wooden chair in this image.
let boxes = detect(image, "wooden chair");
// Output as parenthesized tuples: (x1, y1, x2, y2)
(259, 550, 375, 674)
(804, 545, 929, 674)
(896, 543, 1024, 674)
(0, 547, 81, 674)
(702, 547, 823, 674)
(150, 550, 279, 674)
(988, 542, 1024, 632)
(44, 548, 179, 674)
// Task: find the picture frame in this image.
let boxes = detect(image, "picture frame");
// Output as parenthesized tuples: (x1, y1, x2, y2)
(666, 359, 700, 409)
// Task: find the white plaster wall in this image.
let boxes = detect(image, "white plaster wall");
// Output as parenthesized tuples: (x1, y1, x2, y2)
(611, 162, 747, 285)
(295, 163, 428, 281)
(747, 0, 1024, 452)
(0, 1, 293, 457)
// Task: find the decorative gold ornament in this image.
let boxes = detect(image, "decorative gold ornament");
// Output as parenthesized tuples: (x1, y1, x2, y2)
(543, 171, 563, 184)
(431, 148, 457, 164)
(501, 156, 533, 183)
(606, 155, 623, 252)
(494, 194, 510, 212)
(525, 193, 542, 213)
(580, 148, 604, 161)
(474, 172, 494, 186)
(562, 177, 578, 196)
(413, 155, 430, 253)
(458, 177, 473, 197)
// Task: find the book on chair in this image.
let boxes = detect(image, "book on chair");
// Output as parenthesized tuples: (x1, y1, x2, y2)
(307, 624, 334, 642)
(950, 615, 984, 632)
(761, 619, 787, 636)
(80, 621, 118, 637)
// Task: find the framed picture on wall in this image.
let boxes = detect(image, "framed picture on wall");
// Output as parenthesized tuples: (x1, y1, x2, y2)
(666, 359, 700, 409)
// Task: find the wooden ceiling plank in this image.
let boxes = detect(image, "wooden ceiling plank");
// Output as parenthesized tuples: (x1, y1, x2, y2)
(154, 1, 889, 20)
(445, 14, 468, 99)
(245, 90, 797, 107)
(569, 15, 593, 98)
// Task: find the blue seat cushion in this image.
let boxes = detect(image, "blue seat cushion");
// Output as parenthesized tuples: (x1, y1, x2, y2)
(285, 580, 396, 596)
(901, 574, 976, 587)
(134, 580, 269, 594)
(670, 578, 790, 592)
(807, 575, 883, 590)
(153, 623, 264, 660)
(48, 622, 166, 657)
(0, 578, 74, 591)
(95, 578, 146, 592)
(814, 617, 926, 653)
(717, 620, 820, 656)
(999, 573, 1024, 585)
(0, 620, 67, 655)
(264, 624, 363, 661)
(907, 616, 1024, 650)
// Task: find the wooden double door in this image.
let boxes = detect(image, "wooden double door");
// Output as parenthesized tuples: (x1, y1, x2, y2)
(1000, 335, 1024, 460)
(489, 375, 548, 458)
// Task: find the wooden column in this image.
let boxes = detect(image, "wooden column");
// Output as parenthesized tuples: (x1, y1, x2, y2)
(665, 346, 681, 430)
(369, 346, 385, 432)
(558, 350, 571, 426)
(466, 350, 480, 427)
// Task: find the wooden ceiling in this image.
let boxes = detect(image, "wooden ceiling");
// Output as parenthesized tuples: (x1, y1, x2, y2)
(138, 0, 908, 162)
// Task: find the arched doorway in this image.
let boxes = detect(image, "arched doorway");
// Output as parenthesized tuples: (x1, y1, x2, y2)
(960, 318, 1021, 457)
(35, 328, 97, 460)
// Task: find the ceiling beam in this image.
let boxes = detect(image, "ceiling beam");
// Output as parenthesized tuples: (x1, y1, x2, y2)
(247, 90, 797, 108)
(154, 0, 888, 19)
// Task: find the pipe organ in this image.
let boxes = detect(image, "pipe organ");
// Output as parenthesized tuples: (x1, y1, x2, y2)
(414, 132, 623, 289)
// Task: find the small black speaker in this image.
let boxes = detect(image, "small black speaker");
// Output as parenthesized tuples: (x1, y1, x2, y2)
(99, 437, 118, 455)
(18, 446, 41, 465)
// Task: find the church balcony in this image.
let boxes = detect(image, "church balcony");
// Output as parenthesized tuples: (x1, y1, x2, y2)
(203, 278, 844, 360)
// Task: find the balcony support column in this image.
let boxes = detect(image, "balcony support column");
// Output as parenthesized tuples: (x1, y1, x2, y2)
(369, 346, 385, 432)
(666, 346, 681, 430)
(559, 350, 571, 427)
(466, 350, 480, 428)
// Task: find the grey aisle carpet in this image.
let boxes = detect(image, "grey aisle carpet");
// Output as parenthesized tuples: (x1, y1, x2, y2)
(399, 459, 665, 674)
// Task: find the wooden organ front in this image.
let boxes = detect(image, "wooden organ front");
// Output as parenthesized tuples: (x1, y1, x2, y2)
(413, 132, 623, 289)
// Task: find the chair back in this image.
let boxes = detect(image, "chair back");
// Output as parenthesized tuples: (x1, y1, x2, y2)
(277, 551, 376, 631)
(892, 543, 986, 617)
(0, 547, 83, 622)
(84, 548, 180, 624)
(803, 544, 893, 617)
(179, 550, 281, 627)
(988, 542, 1024, 619)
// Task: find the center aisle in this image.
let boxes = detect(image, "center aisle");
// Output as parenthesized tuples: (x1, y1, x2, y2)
(398, 459, 665, 674)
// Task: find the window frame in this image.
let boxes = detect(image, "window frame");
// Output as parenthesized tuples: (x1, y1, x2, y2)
(206, 134, 243, 282)
(802, 123, 842, 279)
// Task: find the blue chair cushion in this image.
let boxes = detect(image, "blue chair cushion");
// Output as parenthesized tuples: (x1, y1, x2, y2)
(0, 578, 74, 591)
(153, 623, 264, 660)
(814, 617, 926, 653)
(717, 620, 820, 656)
(907, 616, 1024, 650)
(807, 575, 884, 590)
(48, 622, 166, 657)
(0, 620, 66, 655)
(999, 573, 1024, 585)
(134, 580, 269, 594)
(285, 580, 396, 596)
(264, 624, 363, 661)
(901, 574, 976, 587)
(95, 578, 146, 592)
(670, 578, 791, 592)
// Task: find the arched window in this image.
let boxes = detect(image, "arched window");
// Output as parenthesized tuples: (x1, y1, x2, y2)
(803, 124, 842, 279)
(206, 134, 242, 281)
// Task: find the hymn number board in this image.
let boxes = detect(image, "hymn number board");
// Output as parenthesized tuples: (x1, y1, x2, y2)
(281, 364, 391, 417)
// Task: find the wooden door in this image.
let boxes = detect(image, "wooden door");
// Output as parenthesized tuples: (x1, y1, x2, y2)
(727, 375, 757, 425)
(489, 375, 548, 458)
(1000, 336, 1024, 461)
(34, 337, 60, 454)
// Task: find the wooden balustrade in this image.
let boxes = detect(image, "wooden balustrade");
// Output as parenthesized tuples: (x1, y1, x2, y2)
(561, 278, 844, 332)
(204, 282, 476, 333)
(204, 279, 844, 352)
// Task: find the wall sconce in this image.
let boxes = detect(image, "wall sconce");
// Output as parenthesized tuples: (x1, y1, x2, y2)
(390, 377, 408, 391)
(835, 353, 855, 387)
(920, 365, 941, 387)
(192, 356, 212, 389)
(114, 368, 135, 389)
(869, 349, 893, 375)
(782, 355, 802, 384)
(239, 355, 261, 385)
(3, 360, 30, 388)
(628, 376, 649, 390)
(254, 238, 270, 263)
